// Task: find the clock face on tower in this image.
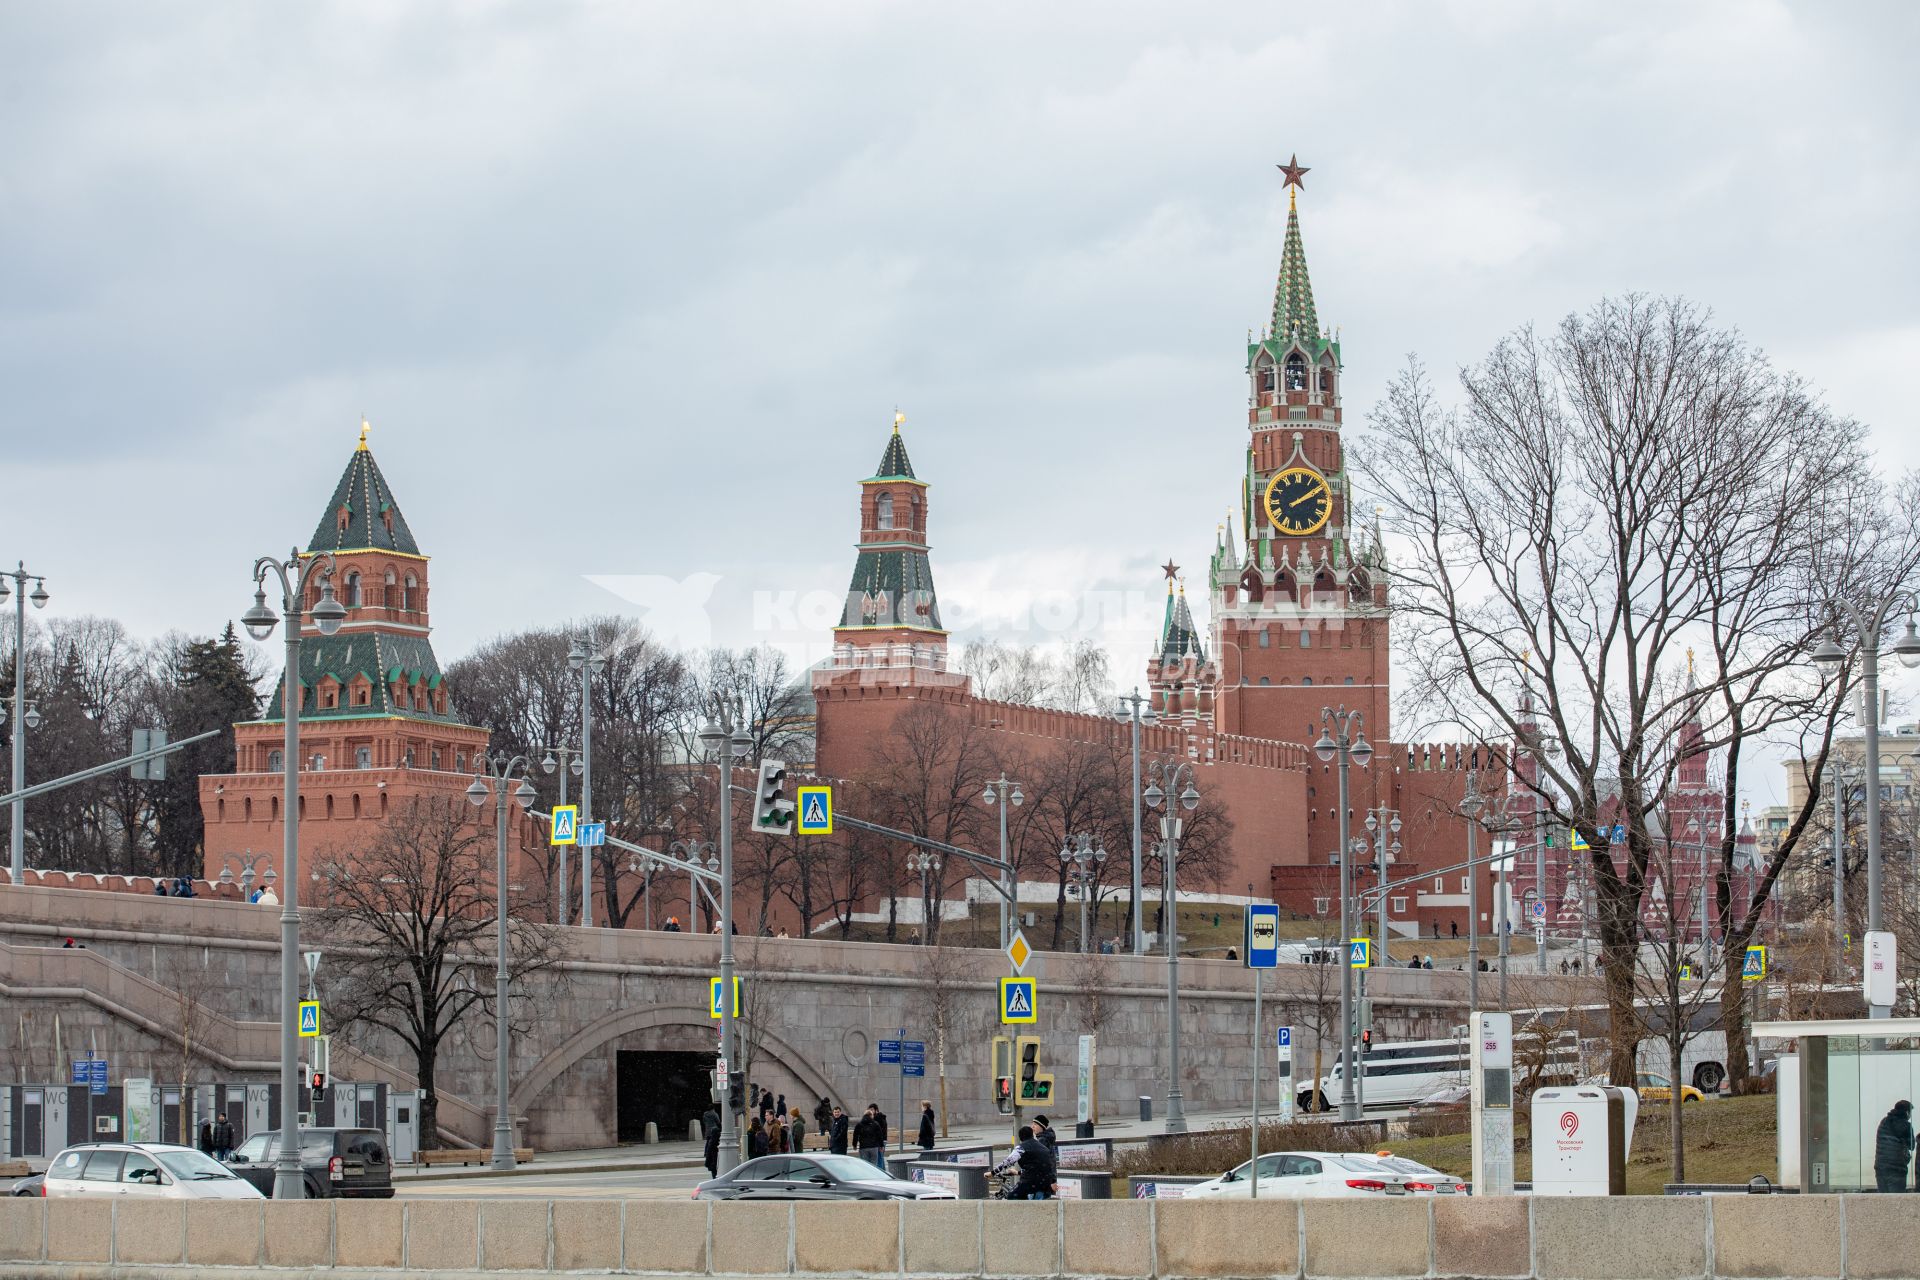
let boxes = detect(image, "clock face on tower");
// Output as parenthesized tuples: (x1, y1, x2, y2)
(1262, 465, 1333, 537)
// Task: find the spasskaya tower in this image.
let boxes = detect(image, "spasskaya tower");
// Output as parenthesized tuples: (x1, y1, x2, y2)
(1206, 157, 1389, 748)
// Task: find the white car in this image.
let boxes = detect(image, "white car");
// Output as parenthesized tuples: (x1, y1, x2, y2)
(42, 1143, 263, 1200)
(1184, 1151, 1414, 1199)
(1369, 1153, 1468, 1194)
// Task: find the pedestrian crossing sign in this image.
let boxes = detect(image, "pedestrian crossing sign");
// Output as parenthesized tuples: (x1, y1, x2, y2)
(999, 977, 1037, 1024)
(795, 785, 833, 836)
(709, 976, 744, 1019)
(550, 805, 579, 846)
(298, 1001, 321, 1038)
(1743, 945, 1767, 981)
(1349, 937, 1371, 969)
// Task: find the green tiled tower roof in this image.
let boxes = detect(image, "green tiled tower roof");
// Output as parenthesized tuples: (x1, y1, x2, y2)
(1158, 583, 1205, 664)
(1270, 191, 1318, 343)
(839, 547, 943, 632)
(308, 427, 421, 556)
(867, 423, 918, 482)
(260, 631, 462, 724)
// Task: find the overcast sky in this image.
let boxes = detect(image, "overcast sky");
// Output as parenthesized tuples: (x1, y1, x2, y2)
(5, 2, 1916, 800)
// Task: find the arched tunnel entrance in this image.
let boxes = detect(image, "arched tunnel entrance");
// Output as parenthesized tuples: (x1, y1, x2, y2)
(616, 1049, 715, 1143)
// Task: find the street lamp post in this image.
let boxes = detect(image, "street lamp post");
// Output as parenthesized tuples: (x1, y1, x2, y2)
(217, 851, 277, 903)
(465, 756, 536, 1171)
(568, 642, 607, 927)
(1144, 760, 1199, 1133)
(908, 851, 942, 943)
(1313, 707, 1373, 1122)
(1060, 834, 1107, 953)
(1363, 807, 1402, 965)
(1116, 690, 1157, 955)
(981, 775, 1023, 947)
(240, 549, 346, 1201)
(540, 744, 585, 924)
(670, 839, 718, 934)
(2, 564, 50, 883)
(697, 707, 753, 1174)
(1461, 771, 1485, 1009)
(1812, 611, 1920, 1018)
(1828, 763, 1853, 962)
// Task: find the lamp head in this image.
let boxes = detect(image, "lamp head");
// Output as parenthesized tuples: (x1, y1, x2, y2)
(1349, 736, 1374, 769)
(29, 580, 47, 610)
(542, 752, 557, 774)
(1811, 636, 1847, 669)
(1313, 732, 1337, 763)
(514, 780, 536, 807)
(23, 706, 39, 731)
(1460, 792, 1484, 818)
(568, 643, 586, 672)
(465, 778, 488, 807)
(241, 588, 278, 641)
(570, 755, 583, 776)
(310, 579, 347, 636)
(697, 721, 725, 753)
(1896, 618, 1920, 670)
(1011, 786, 1023, 807)
(1179, 784, 1200, 811)
(1390, 815, 1402, 834)
(728, 726, 752, 758)
(1144, 782, 1165, 810)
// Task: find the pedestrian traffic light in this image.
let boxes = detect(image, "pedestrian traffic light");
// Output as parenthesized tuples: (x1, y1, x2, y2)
(1359, 1028, 1371, 1053)
(752, 759, 795, 835)
(310, 1071, 327, 1101)
(995, 1076, 1014, 1115)
(727, 1078, 745, 1115)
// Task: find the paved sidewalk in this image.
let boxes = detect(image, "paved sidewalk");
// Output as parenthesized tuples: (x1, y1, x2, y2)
(397, 1104, 1262, 1182)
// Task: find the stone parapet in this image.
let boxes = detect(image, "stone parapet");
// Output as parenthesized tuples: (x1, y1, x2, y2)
(0, 1193, 1901, 1278)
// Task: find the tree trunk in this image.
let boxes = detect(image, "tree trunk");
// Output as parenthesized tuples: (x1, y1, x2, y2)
(1668, 1038, 1685, 1183)
(417, 1043, 439, 1151)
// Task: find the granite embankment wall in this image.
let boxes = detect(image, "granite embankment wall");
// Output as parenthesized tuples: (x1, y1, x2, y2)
(0, 1194, 1911, 1279)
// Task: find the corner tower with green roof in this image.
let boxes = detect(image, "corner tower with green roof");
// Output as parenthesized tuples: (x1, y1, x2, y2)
(200, 424, 494, 884)
(1203, 163, 1390, 748)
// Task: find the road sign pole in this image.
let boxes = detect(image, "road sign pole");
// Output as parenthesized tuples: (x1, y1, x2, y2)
(1251, 966, 1261, 1199)
(897, 1026, 907, 1153)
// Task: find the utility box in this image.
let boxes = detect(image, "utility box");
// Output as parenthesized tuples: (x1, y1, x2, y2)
(1530, 1086, 1638, 1195)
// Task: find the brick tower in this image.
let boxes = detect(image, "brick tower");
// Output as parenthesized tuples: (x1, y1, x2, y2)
(825, 416, 951, 682)
(1207, 160, 1389, 749)
(200, 425, 494, 882)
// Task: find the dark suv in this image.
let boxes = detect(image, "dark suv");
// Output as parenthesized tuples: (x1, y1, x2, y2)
(225, 1128, 393, 1199)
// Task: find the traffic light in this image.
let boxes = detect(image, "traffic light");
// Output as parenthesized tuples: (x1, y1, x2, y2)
(994, 1076, 1014, 1115)
(1014, 1035, 1053, 1103)
(310, 1071, 327, 1101)
(727, 1078, 745, 1115)
(1360, 1029, 1371, 1054)
(752, 759, 794, 835)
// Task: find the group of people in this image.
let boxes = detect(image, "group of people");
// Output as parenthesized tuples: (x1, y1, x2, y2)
(990, 1114, 1058, 1199)
(194, 1113, 235, 1162)
(702, 1092, 939, 1176)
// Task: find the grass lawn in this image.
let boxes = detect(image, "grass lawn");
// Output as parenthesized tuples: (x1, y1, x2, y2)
(1362, 1094, 1778, 1194)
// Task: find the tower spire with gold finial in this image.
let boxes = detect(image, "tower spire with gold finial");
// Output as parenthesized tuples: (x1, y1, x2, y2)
(357, 417, 371, 452)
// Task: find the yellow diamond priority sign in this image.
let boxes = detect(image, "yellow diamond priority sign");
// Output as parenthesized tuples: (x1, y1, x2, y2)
(1004, 929, 1033, 975)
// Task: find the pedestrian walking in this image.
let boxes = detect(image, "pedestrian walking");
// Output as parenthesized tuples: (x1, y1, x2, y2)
(854, 1104, 886, 1167)
(828, 1105, 850, 1154)
(813, 1096, 832, 1132)
(1874, 1100, 1913, 1192)
(704, 1124, 720, 1176)
(211, 1113, 234, 1161)
(917, 1099, 936, 1150)
(1450, 920, 1458, 939)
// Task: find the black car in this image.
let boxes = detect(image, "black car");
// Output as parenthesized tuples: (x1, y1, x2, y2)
(225, 1128, 394, 1199)
(694, 1154, 956, 1201)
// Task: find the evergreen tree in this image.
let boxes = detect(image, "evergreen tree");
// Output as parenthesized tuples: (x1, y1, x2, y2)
(151, 624, 259, 878)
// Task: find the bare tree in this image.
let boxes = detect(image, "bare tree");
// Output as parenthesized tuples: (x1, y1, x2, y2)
(1363, 296, 1907, 1084)
(310, 796, 564, 1145)
(918, 944, 992, 1134)
(861, 702, 998, 943)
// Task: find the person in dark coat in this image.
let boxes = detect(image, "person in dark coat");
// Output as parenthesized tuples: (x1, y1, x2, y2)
(991, 1125, 1056, 1200)
(210, 1113, 235, 1161)
(747, 1116, 769, 1159)
(1030, 1114, 1057, 1154)
(917, 1099, 936, 1150)
(197, 1119, 216, 1155)
(827, 1105, 850, 1155)
(701, 1107, 720, 1139)
(703, 1125, 720, 1176)
(1874, 1100, 1914, 1192)
(813, 1096, 832, 1133)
